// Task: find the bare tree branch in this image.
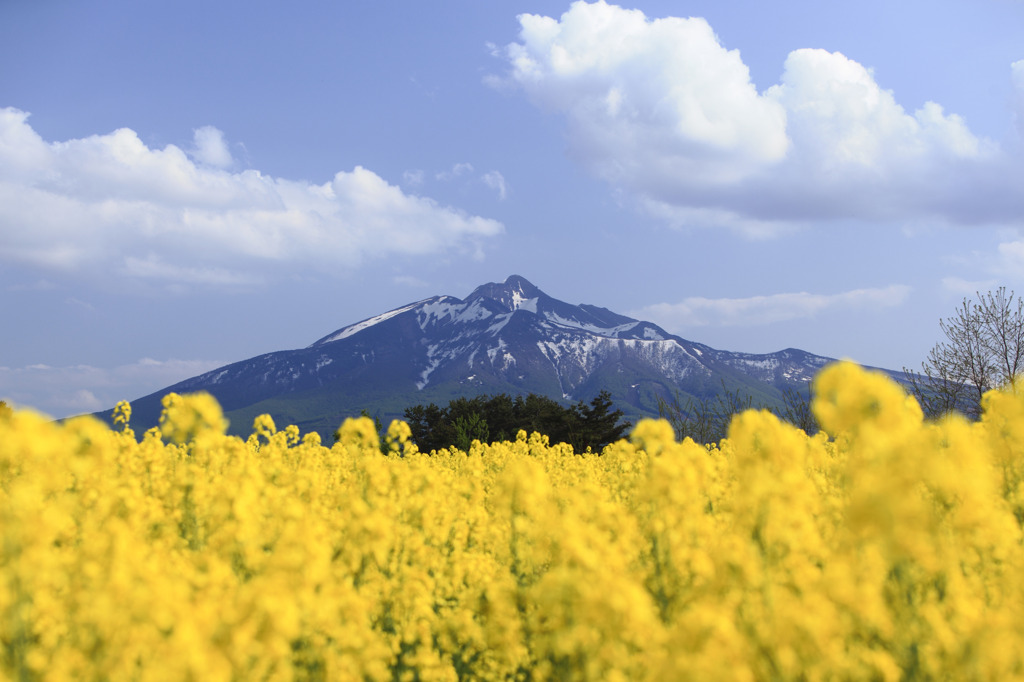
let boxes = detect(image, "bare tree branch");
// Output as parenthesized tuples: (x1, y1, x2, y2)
(905, 287, 1023, 420)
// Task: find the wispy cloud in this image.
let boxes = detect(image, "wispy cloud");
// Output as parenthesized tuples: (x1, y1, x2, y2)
(402, 169, 425, 187)
(1014, 60, 1024, 138)
(431, 162, 510, 201)
(121, 255, 260, 287)
(392, 275, 429, 288)
(941, 276, 999, 296)
(0, 109, 504, 287)
(481, 170, 508, 200)
(435, 162, 475, 181)
(494, 1, 1023, 233)
(0, 357, 225, 419)
(995, 239, 1024, 280)
(632, 285, 911, 329)
(940, 235, 1024, 292)
(5, 279, 57, 292)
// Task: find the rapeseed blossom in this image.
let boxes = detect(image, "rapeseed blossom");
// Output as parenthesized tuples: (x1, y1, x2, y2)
(2, 361, 1024, 680)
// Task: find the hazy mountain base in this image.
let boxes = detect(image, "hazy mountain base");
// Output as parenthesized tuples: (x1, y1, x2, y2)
(106, 365, 806, 447)
(90, 343, 826, 445)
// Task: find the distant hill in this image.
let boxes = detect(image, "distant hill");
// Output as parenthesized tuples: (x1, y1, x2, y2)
(98, 275, 846, 440)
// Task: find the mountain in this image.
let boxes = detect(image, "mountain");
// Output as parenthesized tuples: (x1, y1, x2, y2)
(106, 275, 838, 439)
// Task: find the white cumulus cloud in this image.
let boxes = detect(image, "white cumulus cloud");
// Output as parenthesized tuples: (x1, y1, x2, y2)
(495, 1, 1022, 232)
(633, 285, 911, 329)
(0, 109, 504, 286)
(499, 1, 788, 186)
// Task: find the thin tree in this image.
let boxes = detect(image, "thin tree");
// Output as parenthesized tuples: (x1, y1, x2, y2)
(904, 287, 1024, 419)
(656, 381, 754, 445)
(773, 385, 818, 435)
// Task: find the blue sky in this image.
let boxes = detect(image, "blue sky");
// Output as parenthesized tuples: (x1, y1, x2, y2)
(2, 0, 1023, 418)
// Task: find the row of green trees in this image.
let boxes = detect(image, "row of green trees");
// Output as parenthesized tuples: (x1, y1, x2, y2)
(403, 384, 817, 454)
(402, 390, 630, 453)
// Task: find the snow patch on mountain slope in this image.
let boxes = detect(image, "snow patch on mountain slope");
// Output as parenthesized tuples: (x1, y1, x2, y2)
(543, 311, 637, 337)
(616, 338, 709, 383)
(533, 335, 704, 389)
(538, 335, 603, 369)
(417, 344, 443, 390)
(455, 299, 494, 324)
(486, 339, 506, 363)
(416, 299, 461, 329)
(711, 349, 829, 382)
(209, 369, 230, 384)
(513, 294, 538, 312)
(487, 315, 511, 335)
(416, 361, 441, 390)
(320, 301, 422, 344)
(415, 297, 500, 331)
(487, 339, 517, 370)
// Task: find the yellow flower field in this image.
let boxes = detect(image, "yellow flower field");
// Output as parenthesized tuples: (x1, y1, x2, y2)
(3, 361, 1024, 680)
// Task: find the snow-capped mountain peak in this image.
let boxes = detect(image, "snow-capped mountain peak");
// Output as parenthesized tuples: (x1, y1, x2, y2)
(115, 275, 842, 440)
(465, 274, 543, 313)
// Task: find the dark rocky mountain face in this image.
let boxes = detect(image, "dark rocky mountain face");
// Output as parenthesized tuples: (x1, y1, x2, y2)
(106, 275, 838, 439)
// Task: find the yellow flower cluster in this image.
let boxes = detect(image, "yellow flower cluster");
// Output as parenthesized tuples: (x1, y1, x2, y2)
(3, 362, 1024, 680)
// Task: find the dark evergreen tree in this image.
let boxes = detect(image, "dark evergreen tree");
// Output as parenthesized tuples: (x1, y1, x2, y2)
(404, 402, 449, 452)
(568, 390, 631, 452)
(453, 412, 489, 452)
